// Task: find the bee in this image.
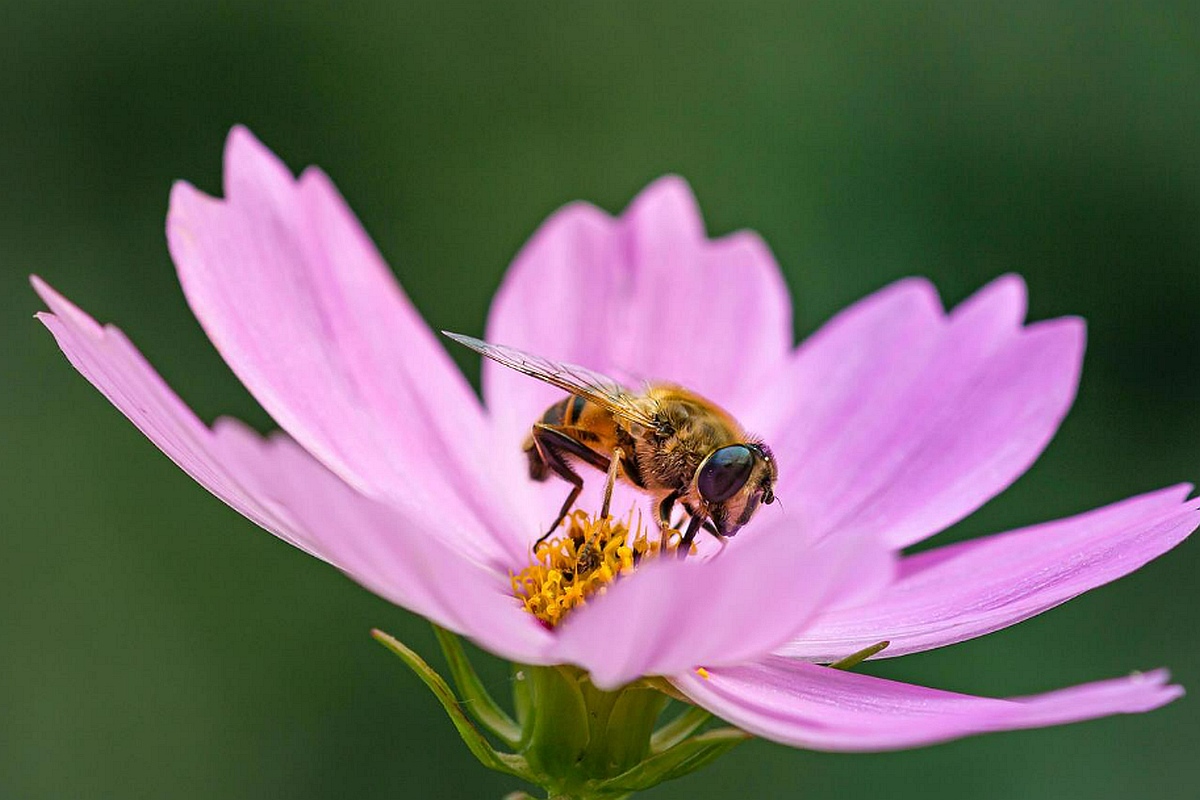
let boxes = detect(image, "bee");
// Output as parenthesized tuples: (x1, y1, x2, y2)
(444, 332, 777, 557)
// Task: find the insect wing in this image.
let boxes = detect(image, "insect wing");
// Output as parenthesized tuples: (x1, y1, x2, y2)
(443, 332, 659, 429)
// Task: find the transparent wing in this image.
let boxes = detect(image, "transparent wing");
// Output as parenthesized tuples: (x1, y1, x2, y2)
(443, 331, 660, 429)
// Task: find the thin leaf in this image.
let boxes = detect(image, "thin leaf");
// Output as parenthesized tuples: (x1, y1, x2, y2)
(371, 629, 532, 781)
(432, 624, 522, 747)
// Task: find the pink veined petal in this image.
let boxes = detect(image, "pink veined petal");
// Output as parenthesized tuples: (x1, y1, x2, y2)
(167, 126, 527, 562)
(33, 277, 553, 664)
(483, 176, 793, 485)
(755, 274, 1085, 549)
(549, 513, 895, 691)
(673, 656, 1182, 752)
(778, 484, 1200, 662)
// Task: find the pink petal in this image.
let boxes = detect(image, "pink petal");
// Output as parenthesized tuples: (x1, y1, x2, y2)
(673, 656, 1182, 751)
(779, 485, 1200, 662)
(756, 274, 1084, 548)
(215, 420, 555, 664)
(167, 127, 526, 562)
(33, 277, 553, 665)
(34, 277, 305, 553)
(483, 176, 792, 467)
(550, 514, 895, 690)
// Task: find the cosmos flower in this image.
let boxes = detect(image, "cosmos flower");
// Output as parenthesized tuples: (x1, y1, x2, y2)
(35, 128, 1197, 773)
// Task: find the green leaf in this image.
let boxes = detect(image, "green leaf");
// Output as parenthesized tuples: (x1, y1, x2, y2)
(432, 624, 522, 748)
(593, 727, 750, 793)
(371, 629, 533, 781)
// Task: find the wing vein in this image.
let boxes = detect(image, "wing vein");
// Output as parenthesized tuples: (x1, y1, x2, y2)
(443, 331, 659, 429)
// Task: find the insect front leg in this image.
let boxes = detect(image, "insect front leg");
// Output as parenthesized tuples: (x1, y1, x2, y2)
(656, 489, 681, 550)
(530, 424, 611, 547)
(677, 513, 705, 560)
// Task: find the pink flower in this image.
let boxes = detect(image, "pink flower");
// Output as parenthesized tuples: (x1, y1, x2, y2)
(34, 127, 1197, 753)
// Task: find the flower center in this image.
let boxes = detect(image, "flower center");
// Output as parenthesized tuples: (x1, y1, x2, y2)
(512, 508, 682, 627)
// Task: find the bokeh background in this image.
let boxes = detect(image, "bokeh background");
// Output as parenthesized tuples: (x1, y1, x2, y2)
(3, 2, 1199, 798)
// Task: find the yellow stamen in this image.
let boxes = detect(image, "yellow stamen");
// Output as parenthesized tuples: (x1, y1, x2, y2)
(513, 508, 684, 627)
(695, 667, 710, 680)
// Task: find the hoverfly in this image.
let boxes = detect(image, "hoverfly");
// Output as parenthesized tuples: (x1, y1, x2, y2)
(444, 332, 777, 557)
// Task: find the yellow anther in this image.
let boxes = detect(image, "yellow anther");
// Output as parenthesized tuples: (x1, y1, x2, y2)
(512, 508, 678, 627)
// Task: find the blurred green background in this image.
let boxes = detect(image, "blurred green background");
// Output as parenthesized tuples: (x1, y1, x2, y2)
(3, 2, 1199, 798)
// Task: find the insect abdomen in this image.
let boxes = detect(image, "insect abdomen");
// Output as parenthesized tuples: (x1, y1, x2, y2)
(539, 395, 589, 427)
(523, 396, 605, 482)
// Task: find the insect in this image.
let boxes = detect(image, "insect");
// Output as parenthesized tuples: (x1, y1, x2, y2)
(444, 332, 778, 557)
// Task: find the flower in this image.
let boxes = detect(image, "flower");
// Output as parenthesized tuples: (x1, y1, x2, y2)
(34, 128, 1197, 767)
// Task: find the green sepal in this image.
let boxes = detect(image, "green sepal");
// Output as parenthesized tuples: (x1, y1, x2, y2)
(512, 665, 535, 746)
(371, 629, 533, 781)
(575, 677, 623, 777)
(598, 686, 669, 775)
(375, 630, 749, 796)
(432, 624, 522, 748)
(593, 727, 750, 794)
(521, 665, 592, 781)
(649, 704, 712, 753)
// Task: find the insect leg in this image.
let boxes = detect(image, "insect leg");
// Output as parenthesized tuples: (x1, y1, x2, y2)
(599, 447, 625, 519)
(530, 424, 611, 545)
(572, 447, 629, 570)
(657, 491, 679, 529)
(656, 489, 681, 550)
(677, 514, 704, 560)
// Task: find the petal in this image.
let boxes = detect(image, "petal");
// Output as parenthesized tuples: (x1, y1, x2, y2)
(484, 176, 792, 459)
(779, 485, 1200, 661)
(216, 421, 555, 664)
(673, 656, 1182, 751)
(33, 278, 554, 664)
(33, 276, 307, 553)
(167, 127, 526, 562)
(756, 274, 1084, 548)
(549, 513, 895, 690)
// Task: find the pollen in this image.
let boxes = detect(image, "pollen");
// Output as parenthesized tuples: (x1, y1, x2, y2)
(512, 508, 683, 627)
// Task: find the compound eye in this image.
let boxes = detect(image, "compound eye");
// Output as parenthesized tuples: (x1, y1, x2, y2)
(697, 445, 755, 503)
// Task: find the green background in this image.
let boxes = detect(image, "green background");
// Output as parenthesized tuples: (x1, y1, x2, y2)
(3, 2, 1198, 798)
